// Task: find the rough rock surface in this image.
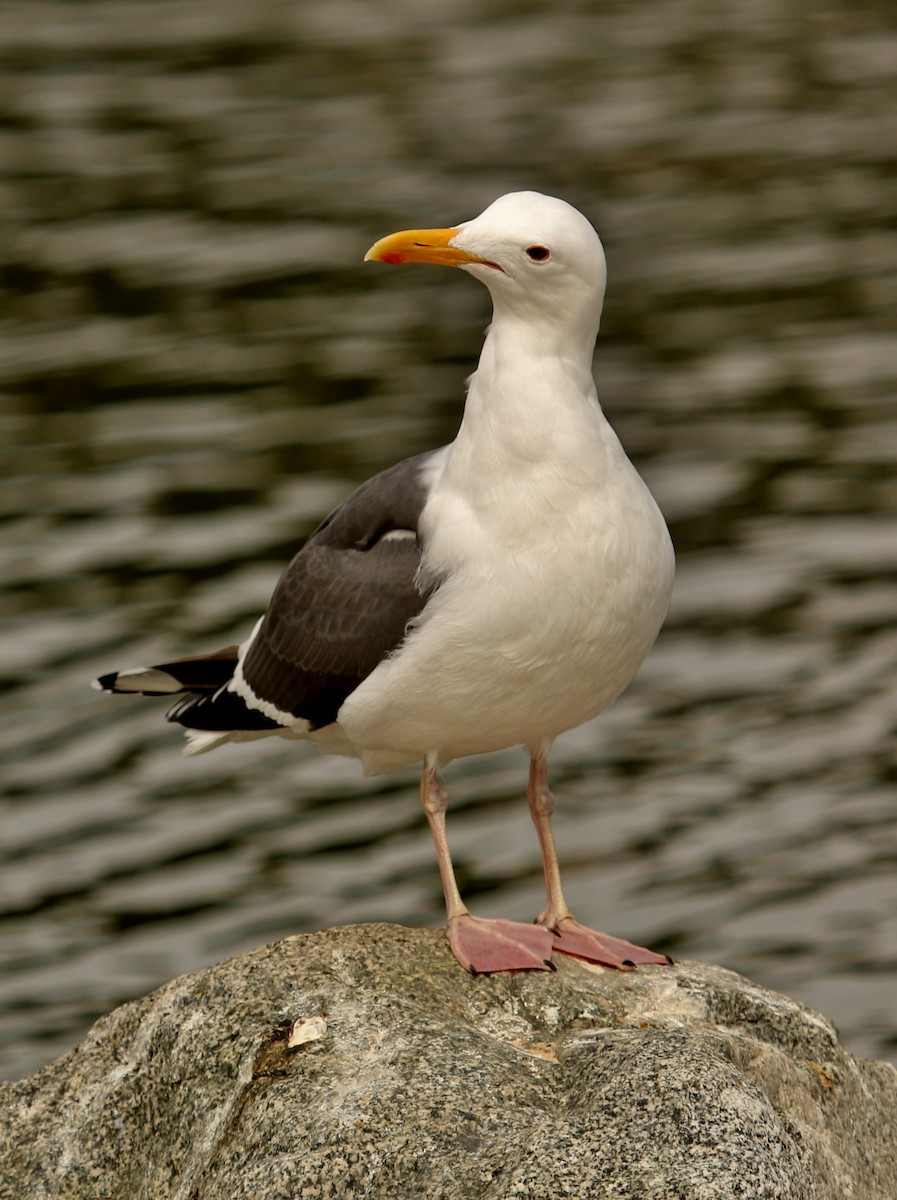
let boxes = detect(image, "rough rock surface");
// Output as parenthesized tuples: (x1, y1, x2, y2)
(1, 925, 895, 1200)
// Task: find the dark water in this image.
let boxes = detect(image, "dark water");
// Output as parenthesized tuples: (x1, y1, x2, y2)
(1, 0, 896, 1080)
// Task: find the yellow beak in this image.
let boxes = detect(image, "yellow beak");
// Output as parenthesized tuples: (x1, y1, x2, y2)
(364, 227, 497, 269)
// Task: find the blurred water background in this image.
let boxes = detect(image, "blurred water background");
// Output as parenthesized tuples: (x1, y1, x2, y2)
(1, 0, 895, 1080)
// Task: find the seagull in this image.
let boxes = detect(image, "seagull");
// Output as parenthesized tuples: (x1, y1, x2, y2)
(94, 191, 675, 975)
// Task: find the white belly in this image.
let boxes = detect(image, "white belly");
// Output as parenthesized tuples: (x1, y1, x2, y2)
(337, 452, 674, 774)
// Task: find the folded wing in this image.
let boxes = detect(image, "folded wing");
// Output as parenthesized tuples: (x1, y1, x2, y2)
(94, 450, 444, 747)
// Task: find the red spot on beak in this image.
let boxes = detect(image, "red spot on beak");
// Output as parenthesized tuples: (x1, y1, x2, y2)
(381, 251, 406, 265)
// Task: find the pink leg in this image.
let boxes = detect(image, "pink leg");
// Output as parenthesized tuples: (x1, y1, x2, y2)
(421, 760, 553, 974)
(527, 752, 671, 969)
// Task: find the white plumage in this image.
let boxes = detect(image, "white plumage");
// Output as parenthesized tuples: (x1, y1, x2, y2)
(344, 193, 673, 773)
(95, 191, 675, 975)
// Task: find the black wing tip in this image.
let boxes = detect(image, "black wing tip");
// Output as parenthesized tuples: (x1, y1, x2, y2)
(166, 690, 282, 733)
(92, 649, 241, 698)
(93, 671, 122, 693)
(92, 669, 182, 697)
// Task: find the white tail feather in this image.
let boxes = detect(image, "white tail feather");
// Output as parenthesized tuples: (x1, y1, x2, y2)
(180, 728, 282, 756)
(181, 730, 233, 756)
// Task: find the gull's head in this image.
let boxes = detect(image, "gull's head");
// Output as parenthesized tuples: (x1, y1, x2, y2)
(365, 191, 607, 337)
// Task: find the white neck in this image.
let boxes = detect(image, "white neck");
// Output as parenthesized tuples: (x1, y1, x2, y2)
(420, 302, 630, 578)
(448, 304, 608, 482)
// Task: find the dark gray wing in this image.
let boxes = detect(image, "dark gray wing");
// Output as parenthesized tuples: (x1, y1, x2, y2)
(167, 450, 442, 734)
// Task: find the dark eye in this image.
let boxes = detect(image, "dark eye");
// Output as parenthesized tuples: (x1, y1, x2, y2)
(526, 245, 550, 262)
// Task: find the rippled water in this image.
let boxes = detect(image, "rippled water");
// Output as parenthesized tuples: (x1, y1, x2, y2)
(1, 0, 896, 1080)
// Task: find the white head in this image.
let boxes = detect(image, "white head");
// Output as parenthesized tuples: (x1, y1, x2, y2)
(366, 191, 607, 344)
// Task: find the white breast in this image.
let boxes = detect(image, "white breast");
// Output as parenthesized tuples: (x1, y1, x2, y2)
(338, 412, 674, 773)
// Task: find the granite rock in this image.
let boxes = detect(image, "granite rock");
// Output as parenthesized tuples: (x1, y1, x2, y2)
(1, 924, 895, 1199)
